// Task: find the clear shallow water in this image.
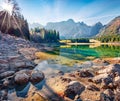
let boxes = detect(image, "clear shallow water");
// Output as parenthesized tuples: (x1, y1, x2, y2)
(35, 44, 120, 76)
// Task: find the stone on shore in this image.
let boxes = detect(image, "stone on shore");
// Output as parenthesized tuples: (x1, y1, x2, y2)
(30, 70, 45, 84)
(0, 71, 15, 80)
(14, 73, 30, 85)
(92, 73, 112, 84)
(0, 90, 8, 100)
(75, 70, 94, 78)
(86, 84, 100, 91)
(97, 64, 120, 75)
(64, 81, 85, 99)
(14, 69, 45, 85)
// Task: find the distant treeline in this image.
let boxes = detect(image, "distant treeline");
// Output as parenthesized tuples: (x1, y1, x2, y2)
(96, 34, 120, 42)
(30, 28, 60, 43)
(70, 38, 90, 43)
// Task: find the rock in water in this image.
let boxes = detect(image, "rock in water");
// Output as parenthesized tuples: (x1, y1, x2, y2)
(64, 81, 85, 99)
(30, 70, 45, 84)
(14, 73, 29, 85)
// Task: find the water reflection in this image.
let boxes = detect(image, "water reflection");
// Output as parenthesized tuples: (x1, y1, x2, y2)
(33, 79, 45, 90)
(46, 45, 120, 61)
(9, 80, 45, 98)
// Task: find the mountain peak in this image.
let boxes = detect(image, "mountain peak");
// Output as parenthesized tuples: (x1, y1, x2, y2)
(45, 19, 103, 39)
(95, 22, 102, 25)
(67, 19, 75, 23)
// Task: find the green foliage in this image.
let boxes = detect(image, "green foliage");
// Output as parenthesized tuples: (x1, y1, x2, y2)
(96, 34, 120, 43)
(0, 11, 30, 40)
(30, 28, 60, 43)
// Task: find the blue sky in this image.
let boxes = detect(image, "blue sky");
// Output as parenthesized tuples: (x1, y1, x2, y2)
(17, 0, 120, 25)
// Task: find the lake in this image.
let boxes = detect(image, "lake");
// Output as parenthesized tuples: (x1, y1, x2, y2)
(34, 44, 120, 76)
(43, 44, 120, 65)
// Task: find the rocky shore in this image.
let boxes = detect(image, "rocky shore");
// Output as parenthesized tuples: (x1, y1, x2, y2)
(0, 33, 120, 101)
(0, 33, 45, 100)
(39, 58, 120, 101)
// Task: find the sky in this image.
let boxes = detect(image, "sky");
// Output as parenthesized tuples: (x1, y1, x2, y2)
(17, 0, 120, 25)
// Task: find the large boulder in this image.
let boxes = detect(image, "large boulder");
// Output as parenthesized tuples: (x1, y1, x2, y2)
(14, 73, 29, 85)
(30, 70, 45, 84)
(14, 69, 45, 85)
(64, 81, 85, 99)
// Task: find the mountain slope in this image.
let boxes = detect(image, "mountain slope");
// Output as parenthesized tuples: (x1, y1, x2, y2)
(90, 22, 103, 36)
(98, 16, 120, 36)
(45, 19, 103, 39)
(29, 23, 43, 29)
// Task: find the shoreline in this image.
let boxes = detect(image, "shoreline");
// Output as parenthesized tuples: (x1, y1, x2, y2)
(0, 33, 120, 101)
(65, 42, 120, 46)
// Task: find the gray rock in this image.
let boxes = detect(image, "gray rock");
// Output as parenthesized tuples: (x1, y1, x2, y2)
(30, 70, 44, 84)
(0, 90, 8, 100)
(15, 69, 32, 76)
(100, 93, 112, 101)
(92, 73, 112, 84)
(14, 73, 29, 85)
(75, 70, 94, 78)
(97, 64, 120, 75)
(93, 59, 109, 66)
(103, 89, 114, 98)
(101, 77, 113, 89)
(77, 61, 93, 69)
(64, 81, 85, 99)
(0, 71, 15, 80)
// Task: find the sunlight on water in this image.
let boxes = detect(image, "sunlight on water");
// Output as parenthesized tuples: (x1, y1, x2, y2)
(36, 44, 120, 66)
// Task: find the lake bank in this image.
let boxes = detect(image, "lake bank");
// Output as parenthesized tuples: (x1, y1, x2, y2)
(7, 58, 120, 101)
(0, 33, 120, 101)
(66, 42, 120, 46)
